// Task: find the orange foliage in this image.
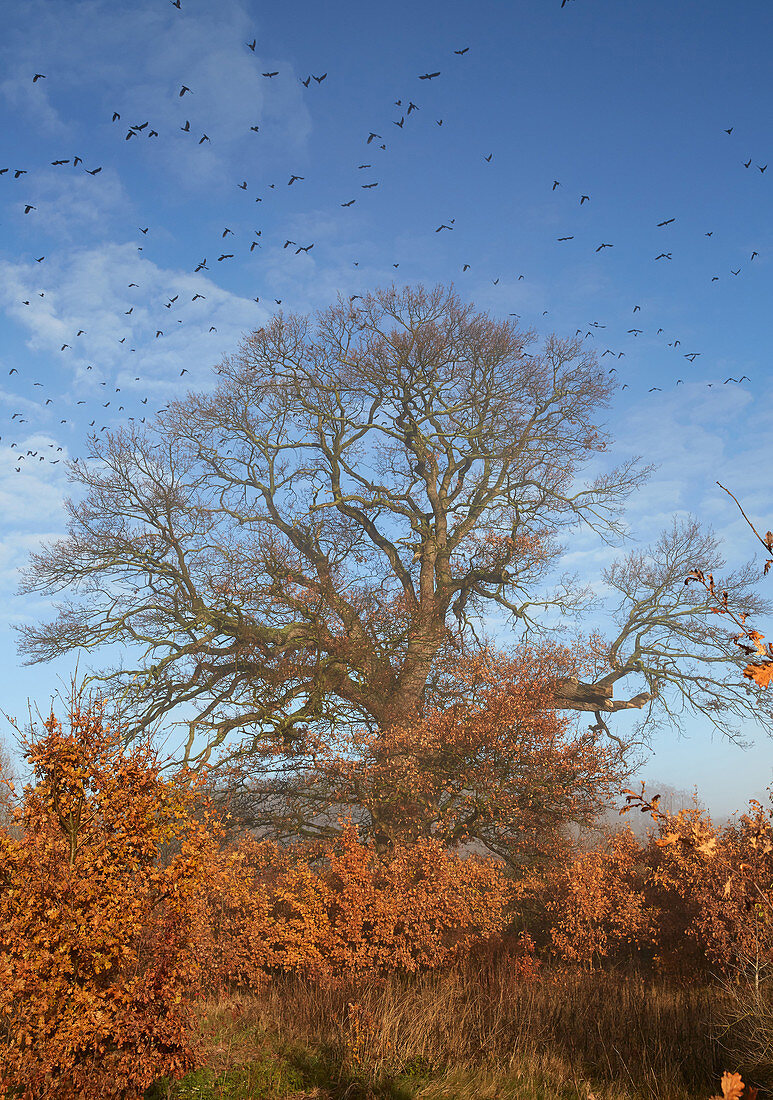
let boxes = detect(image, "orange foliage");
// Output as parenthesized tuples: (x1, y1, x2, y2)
(196, 824, 513, 988)
(0, 688, 221, 1099)
(540, 828, 656, 966)
(228, 643, 630, 864)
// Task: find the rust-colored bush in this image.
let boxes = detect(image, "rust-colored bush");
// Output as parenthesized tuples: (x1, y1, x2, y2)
(0, 687, 221, 1099)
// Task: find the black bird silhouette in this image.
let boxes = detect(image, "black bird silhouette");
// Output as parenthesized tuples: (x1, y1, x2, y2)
(171, 0, 181, 8)
(313, 73, 327, 83)
(657, 218, 675, 226)
(596, 243, 612, 251)
(198, 134, 209, 144)
(751, 251, 758, 260)
(557, 236, 574, 242)
(179, 85, 191, 96)
(463, 264, 470, 271)
(155, 331, 163, 337)
(454, 47, 469, 54)
(744, 158, 752, 168)
(633, 305, 641, 312)
(648, 387, 662, 392)
(247, 39, 256, 50)
(684, 353, 700, 362)
(238, 181, 247, 189)
(731, 268, 741, 275)
(419, 71, 440, 80)
(484, 153, 493, 162)
(250, 125, 260, 132)
(14, 170, 27, 177)
(33, 73, 45, 82)
(362, 182, 378, 188)
(192, 293, 205, 300)
(627, 329, 642, 336)
(288, 174, 304, 184)
(23, 205, 35, 214)
(85, 166, 102, 175)
(655, 253, 672, 260)
(552, 180, 560, 190)
(341, 199, 355, 206)
(301, 76, 311, 87)
(35, 256, 44, 263)
(181, 120, 190, 132)
(217, 254, 233, 261)
(580, 195, 589, 203)
(222, 227, 233, 237)
(180, 369, 188, 375)
(758, 164, 767, 173)
(724, 127, 733, 134)
(436, 223, 453, 232)
(262, 71, 279, 78)
(394, 116, 404, 128)
(407, 101, 419, 114)
(194, 259, 208, 271)
(283, 240, 296, 248)
(705, 231, 713, 236)
(366, 132, 381, 144)
(51, 159, 69, 165)
(295, 243, 314, 254)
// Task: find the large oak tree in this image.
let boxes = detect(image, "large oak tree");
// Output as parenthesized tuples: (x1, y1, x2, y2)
(16, 285, 772, 848)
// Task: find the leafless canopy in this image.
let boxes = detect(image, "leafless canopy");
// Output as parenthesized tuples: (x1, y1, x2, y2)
(16, 285, 770, 773)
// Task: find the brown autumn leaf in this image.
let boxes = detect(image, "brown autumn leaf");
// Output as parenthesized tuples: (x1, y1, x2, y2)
(655, 832, 680, 848)
(747, 631, 768, 656)
(743, 662, 773, 689)
(721, 1071, 745, 1100)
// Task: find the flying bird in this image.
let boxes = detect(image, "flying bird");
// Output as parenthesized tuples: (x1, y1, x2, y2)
(552, 180, 560, 190)
(262, 71, 279, 78)
(341, 199, 355, 206)
(419, 71, 440, 80)
(557, 236, 574, 241)
(580, 195, 589, 204)
(657, 218, 675, 226)
(179, 85, 191, 96)
(454, 47, 469, 54)
(288, 174, 304, 184)
(596, 243, 613, 251)
(313, 73, 327, 83)
(247, 39, 256, 50)
(181, 120, 190, 132)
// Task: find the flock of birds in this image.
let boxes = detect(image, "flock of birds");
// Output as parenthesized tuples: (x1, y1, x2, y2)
(1, 0, 764, 477)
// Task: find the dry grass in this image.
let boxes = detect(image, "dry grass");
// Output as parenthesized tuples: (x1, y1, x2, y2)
(155, 961, 752, 1100)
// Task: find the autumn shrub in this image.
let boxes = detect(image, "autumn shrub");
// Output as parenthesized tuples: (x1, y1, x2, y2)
(0, 687, 222, 1100)
(536, 826, 656, 967)
(649, 798, 773, 980)
(197, 823, 514, 989)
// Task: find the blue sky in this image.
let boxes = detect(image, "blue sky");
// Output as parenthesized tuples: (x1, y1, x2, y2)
(1, 0, 772, 816)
